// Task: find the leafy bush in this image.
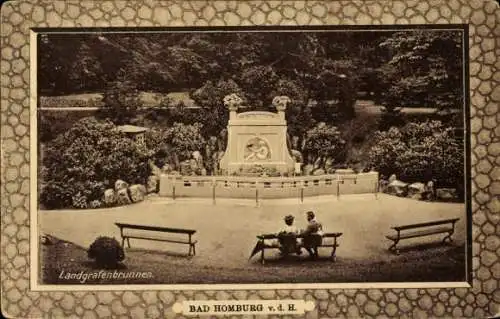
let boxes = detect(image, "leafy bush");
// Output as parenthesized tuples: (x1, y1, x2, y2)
(38, 110, 97, 143)
(89, 200, 102, 209)
(368, 120, 463, 190)
(303, 123, 347, 170)
(40, 117, 150, 209)
(145, 123, 206, 172)
(87, 236, 125, 269)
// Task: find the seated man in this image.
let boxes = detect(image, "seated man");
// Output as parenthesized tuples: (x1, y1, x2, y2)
(276, 215, 302, 256)
(301, 211, 324, 259)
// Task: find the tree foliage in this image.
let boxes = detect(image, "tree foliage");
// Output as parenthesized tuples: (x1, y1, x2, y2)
(38, 30, 465, 179)
(368, 120, 463, 188)
(303, 123, 346, 169)
(191, 79, 244, 136)
(377, 30, 463, 109)
(98, 80, 141, 125)
(38, 32, 383, 117)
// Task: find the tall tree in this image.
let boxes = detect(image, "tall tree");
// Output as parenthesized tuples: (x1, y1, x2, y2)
(378, 30, 463, 110)
(190, 79, 245, 136)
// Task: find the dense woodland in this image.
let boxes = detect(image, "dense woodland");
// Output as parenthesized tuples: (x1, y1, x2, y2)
(38, 29, 466, 209)
(39, 30, 463, 106)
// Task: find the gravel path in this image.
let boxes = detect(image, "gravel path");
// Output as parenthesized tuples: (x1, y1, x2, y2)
(39, 194, 466, 269)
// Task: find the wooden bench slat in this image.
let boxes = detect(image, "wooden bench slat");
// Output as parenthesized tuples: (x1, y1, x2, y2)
(386, 218, 459, 254)
(322, 233, 343, 237)
(115, 222, 196, 235)
(122, 229, 191, 241)
(392, 218, 459, 231)
(386, 226, 452, 241)
(115, 222, 197, 256)
(124, 235, 197, 245)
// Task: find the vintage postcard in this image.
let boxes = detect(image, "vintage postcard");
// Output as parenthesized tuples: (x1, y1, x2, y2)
(33, 25, 471, 290)
(1, 1, 498, 318)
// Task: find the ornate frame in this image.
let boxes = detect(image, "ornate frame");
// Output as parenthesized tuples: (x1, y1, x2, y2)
(1, 1, 498, 318)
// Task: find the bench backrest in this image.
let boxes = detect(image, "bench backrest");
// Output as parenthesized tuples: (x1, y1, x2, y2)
(278, 233, 299, 248)
(257, 232, 342, 240)
(115, 222, 196, 235)
(393, 218, 459, 231)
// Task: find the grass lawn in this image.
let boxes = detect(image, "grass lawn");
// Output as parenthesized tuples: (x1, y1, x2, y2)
(39, 194, 467, 285)
(41, 235, 464, 285)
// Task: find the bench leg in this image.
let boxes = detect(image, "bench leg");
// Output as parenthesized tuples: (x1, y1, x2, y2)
(261, 248, 265, 265)
(126, 238, 131, 248)
(121, 237, 125, 248)
(442, 231, 454, 244)
(188, 243, 196, 256)
(331, 246, 337, 262)
(389, 240, 400, 254)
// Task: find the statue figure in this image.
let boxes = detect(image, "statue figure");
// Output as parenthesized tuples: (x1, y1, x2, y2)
(223, 93, 243, 112)
(272, 95, 291, 112)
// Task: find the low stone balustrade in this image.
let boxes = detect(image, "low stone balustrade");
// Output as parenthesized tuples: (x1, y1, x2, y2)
(159, 172, 379, 201)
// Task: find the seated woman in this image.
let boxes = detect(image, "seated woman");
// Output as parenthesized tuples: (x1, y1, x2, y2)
(276, 215, 302, 256)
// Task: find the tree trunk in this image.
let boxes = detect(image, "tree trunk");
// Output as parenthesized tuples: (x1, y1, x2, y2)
(173, 153, 180, 171)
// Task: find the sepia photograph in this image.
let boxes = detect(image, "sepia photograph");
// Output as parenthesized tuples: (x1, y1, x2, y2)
(34, 26, 470, 288)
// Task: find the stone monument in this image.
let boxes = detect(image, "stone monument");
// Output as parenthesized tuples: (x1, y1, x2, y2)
(219, 94, 296, 175)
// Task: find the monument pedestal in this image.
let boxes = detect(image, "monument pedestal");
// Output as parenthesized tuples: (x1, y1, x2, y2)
(219, 108, 295, 175)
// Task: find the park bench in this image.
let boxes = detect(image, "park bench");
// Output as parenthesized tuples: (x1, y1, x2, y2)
(255, 232, 343, 264)
(386, 218, 459, 254)
(115, 222, 197, 256)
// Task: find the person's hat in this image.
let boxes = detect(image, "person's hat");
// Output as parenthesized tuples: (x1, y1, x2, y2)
(284, 215, 294, 222)
(306, 211, 315, 218)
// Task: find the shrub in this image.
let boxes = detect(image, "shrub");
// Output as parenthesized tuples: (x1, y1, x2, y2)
(40, 117, 150, 209)
(368, 120, 464, 191)
(87, 236, 124, 269)
(38, 110, 97, 143)
(71, 192, 88, 209)
(303, 123, 347, 170)
(145, 123, 206, 173)
(89, 200, 102, 209)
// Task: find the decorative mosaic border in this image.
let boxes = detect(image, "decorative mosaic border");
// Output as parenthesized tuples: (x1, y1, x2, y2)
(1, 0, 498, 318)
